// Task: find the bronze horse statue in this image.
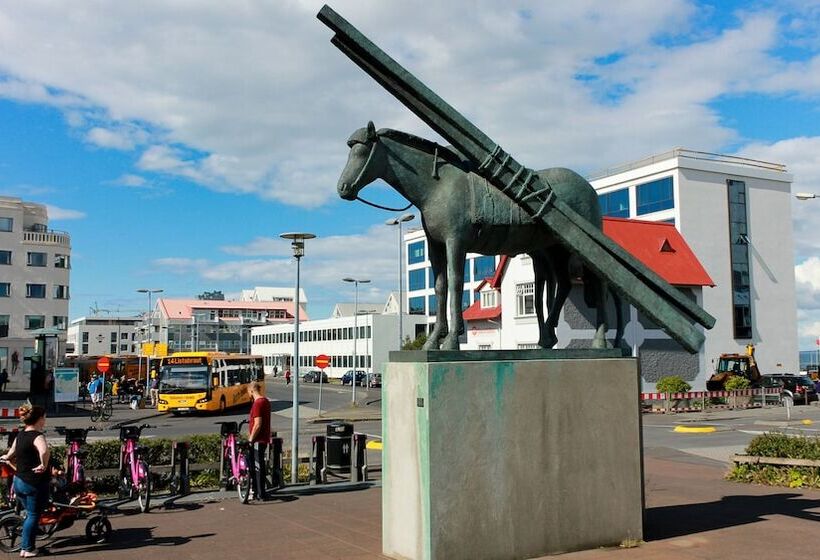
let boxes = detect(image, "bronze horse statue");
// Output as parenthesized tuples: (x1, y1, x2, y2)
(337, 122, 623, 350)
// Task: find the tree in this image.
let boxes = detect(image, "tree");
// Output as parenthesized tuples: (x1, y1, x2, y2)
(197, 290, 225, 301)
(402, 333, 428, 350)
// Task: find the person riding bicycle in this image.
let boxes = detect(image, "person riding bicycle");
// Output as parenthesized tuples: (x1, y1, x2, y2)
(87, 374, 104, 405)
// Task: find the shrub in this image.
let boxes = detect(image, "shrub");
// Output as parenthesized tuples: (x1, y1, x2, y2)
(655, 376, 691, 393)
(725, 376, 752, 391)
(727, 433, 820, 489)
(745, 433, 820, 460)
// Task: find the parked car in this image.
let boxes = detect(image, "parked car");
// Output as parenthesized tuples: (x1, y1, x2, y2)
(341, 369, 367, 386)
(368, 373, 382, 388)
(761, 374, 818, 405)
(303, 370, 329, 383)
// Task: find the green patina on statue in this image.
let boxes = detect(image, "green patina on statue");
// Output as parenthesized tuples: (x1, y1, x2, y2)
(319, 5, 715, 353)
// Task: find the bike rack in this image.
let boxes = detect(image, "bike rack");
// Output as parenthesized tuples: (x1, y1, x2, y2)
(269, 434, 284, 490)
(311, 435, 327, 485)
(351, 433, 368, 483)
(171, 441, 190, 495)
(310, 432, 368, 484)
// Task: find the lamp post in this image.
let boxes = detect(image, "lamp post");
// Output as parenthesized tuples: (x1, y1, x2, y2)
(343, 277, 370, 405)
(281, 232, 315, 484)
(137, 288, 163, 386)
(796, 192, 818, 371)
(386, 213, 415, 349)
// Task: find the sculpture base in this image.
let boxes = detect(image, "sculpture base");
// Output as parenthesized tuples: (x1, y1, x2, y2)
(382, 356, 644, 560)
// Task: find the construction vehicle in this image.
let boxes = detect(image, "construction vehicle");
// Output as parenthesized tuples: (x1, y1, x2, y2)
(706, 344, 762, 391)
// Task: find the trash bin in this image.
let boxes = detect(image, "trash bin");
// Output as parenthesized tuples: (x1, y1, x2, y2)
(325, 422, 353, 473)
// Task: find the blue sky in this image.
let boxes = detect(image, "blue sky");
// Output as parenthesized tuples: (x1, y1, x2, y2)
(0, 0, 819, 349)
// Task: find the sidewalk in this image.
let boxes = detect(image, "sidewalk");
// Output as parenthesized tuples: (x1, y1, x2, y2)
(18, 445, 819, 559)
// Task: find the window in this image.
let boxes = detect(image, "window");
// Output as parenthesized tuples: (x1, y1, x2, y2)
(409, 296, 425, 315)
(26, 284, 46, 298)
(0, 283, 9, 297)
(110, 332, 117, 342)
(0, 251, 10, 265)
(25, 315, 45, 330)
(121, 332, 129, 340)
(515, 283, 535, 316)
(517, 343, 539, 350)
(727, 179, 752, 339)
(54, 254, 70, 269)
(82, 332, 89, 342)
(53, 285, 69, 299)
(110, 344, 117, 354)
(462, 290, 471, 311)
(120, 344, 129, 352)
(599, 189, 629, 218)
(408, 241, 425, 264)
(636, 176, 674, 215)
(27, 252, 47, 267)
(52, 316, 67, 329)
(473, 256, 495, 281)
(481, 291, 497, 308)
(0, 217, 11, 232)
(81, 344, 89, 354)
(428, 294, 437, 316)
(408, 268, 426, 291)
(478, 344, 492, 350)
(0, 315, 8, 338)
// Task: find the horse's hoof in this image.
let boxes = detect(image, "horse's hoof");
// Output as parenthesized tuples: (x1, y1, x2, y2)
(538, 336, 558, 349)
(591, 339, 609, 349)
(421, 341, 438, 350)
(441, 337, 460, 351)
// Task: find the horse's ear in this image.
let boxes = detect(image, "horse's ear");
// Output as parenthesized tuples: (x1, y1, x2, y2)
(367, 121, 376, 140)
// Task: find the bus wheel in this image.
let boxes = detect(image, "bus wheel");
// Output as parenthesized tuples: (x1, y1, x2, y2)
(219, 397, 226, 414)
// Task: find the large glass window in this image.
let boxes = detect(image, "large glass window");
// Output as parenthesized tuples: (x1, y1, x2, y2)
(0, 283, 9, 297)
(0, 315, 8, 338)
(428, 294, 437, 316)
(408, 268, 426, 291)
(25, 315, 45, 330)
(599, 189, 630, 218)
(0, 251, 10, 265)
(515, 283, 535, 316)
(27, 252, 47, 267)
(473, 255, 496, 281)
(409, 296, 425, 315)
(26, 284, 46, 298)
(408, 241, 425, 264)
(636, 176, 674, 215)
(727, 179, 752, 339)
(0, 217, 11, 232)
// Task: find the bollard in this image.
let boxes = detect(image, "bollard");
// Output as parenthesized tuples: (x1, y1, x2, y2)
(269, 435, 284, 490)
(171, 441, 190, 495)
(351, 433, 368, 482)
(311, 435, 327, 484)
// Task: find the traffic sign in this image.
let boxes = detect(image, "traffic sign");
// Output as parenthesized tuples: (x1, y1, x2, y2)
(96, 356, 110, 374)
(314, 354, 331, 369)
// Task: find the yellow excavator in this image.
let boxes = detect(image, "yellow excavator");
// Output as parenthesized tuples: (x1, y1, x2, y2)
(706, 344, 762, 391)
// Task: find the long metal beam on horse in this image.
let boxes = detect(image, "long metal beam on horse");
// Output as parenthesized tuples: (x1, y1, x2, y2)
(318, 5, 715, 353)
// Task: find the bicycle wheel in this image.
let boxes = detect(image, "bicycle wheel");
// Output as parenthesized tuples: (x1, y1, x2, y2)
(90, 404, 101, 423)
(0, 514, 23, 553)
(237, 472, 251, 504)
(137, 461, 151, 513)
(101, 399, 113, 421)
(85, 514, 112, 543)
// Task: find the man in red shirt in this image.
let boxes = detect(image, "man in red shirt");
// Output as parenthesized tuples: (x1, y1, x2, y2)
(247, 382, 271, 500)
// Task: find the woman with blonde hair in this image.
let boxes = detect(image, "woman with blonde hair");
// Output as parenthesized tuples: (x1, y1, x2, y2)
(0, 403, 50, 557)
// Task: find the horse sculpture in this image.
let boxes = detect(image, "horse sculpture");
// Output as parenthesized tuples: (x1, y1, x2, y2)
(337, 122, 622, 351)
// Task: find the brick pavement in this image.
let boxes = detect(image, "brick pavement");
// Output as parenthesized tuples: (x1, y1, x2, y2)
(17, 447, 820, 559)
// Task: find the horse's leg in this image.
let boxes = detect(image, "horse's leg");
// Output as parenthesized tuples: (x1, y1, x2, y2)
(612, 289, 624, 348)
(532, 253, 553, 348)
(590, 272, 609, 349)
(544, 250, 570, 348)
(422, 240, 448, 350)
(441, 239, 466, 350)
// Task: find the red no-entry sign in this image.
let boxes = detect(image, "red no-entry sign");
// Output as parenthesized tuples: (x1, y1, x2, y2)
(314, 354, 331, 369)
(97, 356, 110, 374)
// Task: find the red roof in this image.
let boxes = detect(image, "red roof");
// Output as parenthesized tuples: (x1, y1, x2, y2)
(602, 218, 714, 287)
(462, 300, 501, 321)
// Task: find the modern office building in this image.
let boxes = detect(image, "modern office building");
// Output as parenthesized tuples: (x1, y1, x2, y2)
(404, 149, 799, 390)
(0, 197, 71, 389)
(66, 316, 142, 356)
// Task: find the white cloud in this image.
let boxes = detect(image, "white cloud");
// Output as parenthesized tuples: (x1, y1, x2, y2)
(86, 127, 135, 150)
(46, 205, 86, 220)
(112, 174, 150, 188)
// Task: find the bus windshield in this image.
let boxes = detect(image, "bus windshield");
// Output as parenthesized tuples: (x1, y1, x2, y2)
(159, 366, 210, 393)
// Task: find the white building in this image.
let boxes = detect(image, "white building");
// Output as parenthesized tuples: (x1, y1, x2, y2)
(250, 302, 427, 378)
(0, 197, 71, 389)
(405, 149, 799, 390)
(66, 316, 142, 357)
(240, 286, 307, 303)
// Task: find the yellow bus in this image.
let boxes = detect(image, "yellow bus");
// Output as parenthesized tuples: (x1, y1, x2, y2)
(156, 352, 264, 414)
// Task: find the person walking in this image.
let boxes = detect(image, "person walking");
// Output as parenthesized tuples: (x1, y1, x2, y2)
(285, 369, 291, 385)
(0, 404, 51, 557)
(0, 368, 8, 393)
(247, 382, 271, 501)
(149, 370, 159, 407)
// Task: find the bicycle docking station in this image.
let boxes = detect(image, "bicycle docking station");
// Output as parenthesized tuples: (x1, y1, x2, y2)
(169, 441, 190, 496)
(310, 422, 367, 485)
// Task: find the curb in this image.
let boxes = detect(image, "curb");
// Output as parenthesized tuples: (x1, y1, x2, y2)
(309, 416, 382, 424)
(673, 425, 717, 433)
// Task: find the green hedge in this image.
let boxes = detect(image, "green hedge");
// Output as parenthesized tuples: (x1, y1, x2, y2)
(727, 433, 820, 489)
(655, 376, 691, 393)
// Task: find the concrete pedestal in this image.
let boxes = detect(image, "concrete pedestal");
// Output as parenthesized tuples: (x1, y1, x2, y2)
(382, 351, 643, 560)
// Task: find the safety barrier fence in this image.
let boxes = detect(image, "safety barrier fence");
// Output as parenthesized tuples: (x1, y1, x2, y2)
(641, 388, 783, 413)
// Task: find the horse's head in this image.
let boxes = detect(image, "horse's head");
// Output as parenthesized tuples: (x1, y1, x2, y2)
(338, 121, 384, 200)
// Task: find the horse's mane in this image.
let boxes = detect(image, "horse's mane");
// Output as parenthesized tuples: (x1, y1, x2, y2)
(377, 128, 472, 171)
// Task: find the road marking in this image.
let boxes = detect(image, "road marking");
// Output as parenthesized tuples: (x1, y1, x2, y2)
(673, 425, 716, 433)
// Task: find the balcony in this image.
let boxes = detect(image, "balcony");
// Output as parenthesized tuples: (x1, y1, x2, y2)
(22, 230, 71, 248)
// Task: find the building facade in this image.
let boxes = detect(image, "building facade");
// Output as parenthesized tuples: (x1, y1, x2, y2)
(0, 197, 71, 389)
(66, 316, 142, 356)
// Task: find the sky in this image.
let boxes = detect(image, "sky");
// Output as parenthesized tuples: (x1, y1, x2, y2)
(0, 0, 819, 349)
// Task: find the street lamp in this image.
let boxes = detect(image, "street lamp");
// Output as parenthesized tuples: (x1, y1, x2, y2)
(281, 232, 315, 484)
(343, 277, 370, 405)
(795, 192, 817, 200)
(137, 288, 163, 386)
(386, 213, 415, 349)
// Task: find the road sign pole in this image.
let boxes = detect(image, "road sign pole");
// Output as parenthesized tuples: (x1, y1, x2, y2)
(318, 368, 324, 417)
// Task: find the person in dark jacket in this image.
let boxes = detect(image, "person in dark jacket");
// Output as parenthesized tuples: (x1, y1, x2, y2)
(0, 403, 50, 557)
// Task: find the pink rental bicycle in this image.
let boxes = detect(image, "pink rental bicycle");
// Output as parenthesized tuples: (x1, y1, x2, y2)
(53, 427, 96, 485)
(118, 424, 152, 513)
(216, 421, 251, 503)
